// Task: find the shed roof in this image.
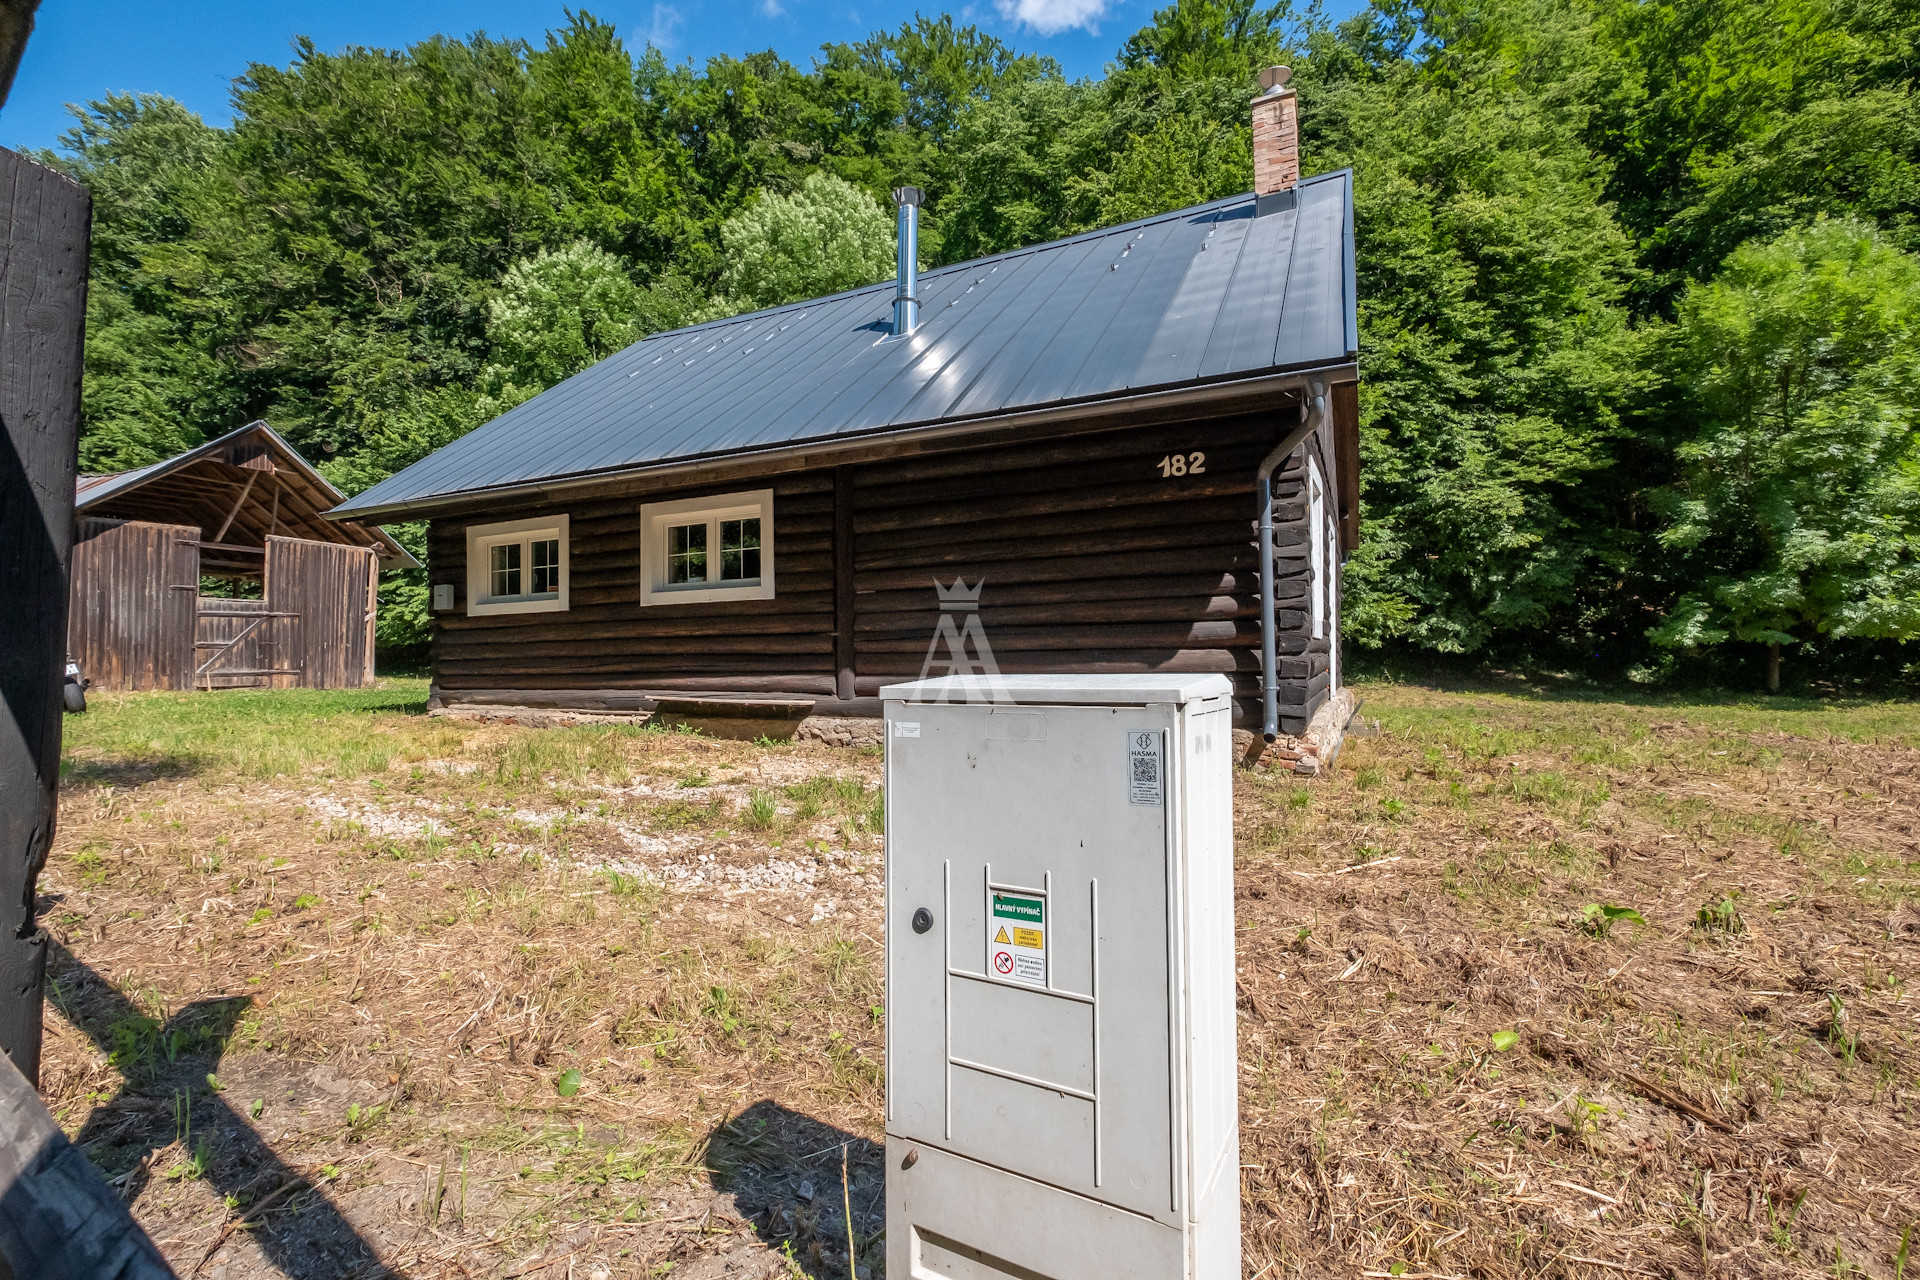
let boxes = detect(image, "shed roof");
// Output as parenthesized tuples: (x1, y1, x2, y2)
(330, 171, 1357, 521)
(78, 422, 418, 569)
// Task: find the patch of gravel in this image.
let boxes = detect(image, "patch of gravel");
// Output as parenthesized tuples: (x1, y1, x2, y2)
(583, 844, 880, 921)
(303, 794, 445, 841)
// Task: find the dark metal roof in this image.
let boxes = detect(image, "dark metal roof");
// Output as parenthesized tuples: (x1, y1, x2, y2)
(331, 170, 1357, 520)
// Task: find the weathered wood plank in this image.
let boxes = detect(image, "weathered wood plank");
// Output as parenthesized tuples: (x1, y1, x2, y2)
(0, 1054, 174, 1279)
(0, 148, 90, 1085)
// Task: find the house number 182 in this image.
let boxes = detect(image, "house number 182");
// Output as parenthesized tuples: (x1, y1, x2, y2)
(1156, 452, 1206, 478)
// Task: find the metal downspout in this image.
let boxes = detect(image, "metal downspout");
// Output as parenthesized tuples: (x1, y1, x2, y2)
(1256, 382, 1325, 742)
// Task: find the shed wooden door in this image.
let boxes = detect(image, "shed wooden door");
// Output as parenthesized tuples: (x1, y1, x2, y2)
(265, 536, 376, 689)
(67, 518, 200, 691)
(193, 597, 275, 689)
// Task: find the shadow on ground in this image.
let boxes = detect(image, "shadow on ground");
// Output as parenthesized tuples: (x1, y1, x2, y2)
(46, 942, 389, 1279)
(704, 1099, 884, 1279)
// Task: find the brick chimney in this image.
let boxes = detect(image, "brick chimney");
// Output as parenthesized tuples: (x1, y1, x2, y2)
(1251, 65, 1299, 198)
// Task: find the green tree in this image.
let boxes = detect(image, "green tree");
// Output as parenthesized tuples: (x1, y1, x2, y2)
(935, 76, 1097, 262)
(480, 240, 697, 411)
(1594, 0, 1920, 311)
(1070, 113, 1252, 225)
(1650, 218, 1920, 688)
(708, 172, 897, 315)
(1311, 0, 1649, 655)
(46, 94, 229, 470)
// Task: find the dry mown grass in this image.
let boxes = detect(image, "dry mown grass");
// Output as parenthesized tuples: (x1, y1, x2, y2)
(1235, 685, 1920, 1280)
(36, 678, 1920, 1279)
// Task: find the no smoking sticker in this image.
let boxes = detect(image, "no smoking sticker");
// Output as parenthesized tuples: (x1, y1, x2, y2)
(989, 892, 1045, 986)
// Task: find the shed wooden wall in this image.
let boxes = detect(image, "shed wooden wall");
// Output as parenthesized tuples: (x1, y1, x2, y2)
(426, 404, 1348, 733)
(194, 597, 274, 689)
(67, 518, 199, 691)
(266, 536, 377, 689)
(68, 521, 379, 692)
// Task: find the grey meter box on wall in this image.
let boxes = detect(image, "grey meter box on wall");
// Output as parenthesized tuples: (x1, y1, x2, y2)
(881, 674, 1240, 1280)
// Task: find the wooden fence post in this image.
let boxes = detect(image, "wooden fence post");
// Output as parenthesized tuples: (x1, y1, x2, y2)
(0, 146, 90, 1086)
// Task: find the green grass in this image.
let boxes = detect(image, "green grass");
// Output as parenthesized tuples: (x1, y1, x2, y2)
(60, 679, 436, 780)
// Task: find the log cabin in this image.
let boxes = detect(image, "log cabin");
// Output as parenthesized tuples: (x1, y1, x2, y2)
(330, 69, 1360, 755)
(71, 422, 416, 692)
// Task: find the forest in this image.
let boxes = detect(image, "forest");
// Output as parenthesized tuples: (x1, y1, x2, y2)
(44, 0, 1920, 689)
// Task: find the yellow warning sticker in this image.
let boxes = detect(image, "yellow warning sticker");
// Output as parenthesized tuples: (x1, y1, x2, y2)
(990, 891, 1046, 986)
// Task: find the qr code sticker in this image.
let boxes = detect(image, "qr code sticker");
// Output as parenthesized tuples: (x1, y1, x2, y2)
(1128, 731, 1162, 805)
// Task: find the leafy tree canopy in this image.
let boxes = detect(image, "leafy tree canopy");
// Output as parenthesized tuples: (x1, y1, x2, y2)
(45, 0, 1920, 681)
(708, 173, 898, 316)
(1650, 218, 1920, 678)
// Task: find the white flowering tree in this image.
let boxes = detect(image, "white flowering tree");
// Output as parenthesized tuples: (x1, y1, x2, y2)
(709, 173, 897, 317)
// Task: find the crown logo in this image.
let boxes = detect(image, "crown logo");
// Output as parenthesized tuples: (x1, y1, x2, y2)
(934, 577, 984, 610)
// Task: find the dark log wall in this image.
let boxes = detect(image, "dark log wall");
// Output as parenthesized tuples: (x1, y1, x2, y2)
(848, 411, 1330, 732)
(427, 402, 1349, 733)
(428, 472, 837, 694)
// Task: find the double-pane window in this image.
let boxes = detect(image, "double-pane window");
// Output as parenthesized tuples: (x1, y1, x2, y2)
(530, 537, 561, 595)
(466, 516, 569, 615)
(491, 542, 522, 598)
(640, 490, 775, 606)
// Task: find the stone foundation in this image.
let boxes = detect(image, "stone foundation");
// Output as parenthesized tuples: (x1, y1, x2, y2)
(430, 704, 651, 730)
(431, 698, 1357, 767)
(794, 716, 887, 749)
(1233, 686, 1358, 776)
(428, 703, 888, 750)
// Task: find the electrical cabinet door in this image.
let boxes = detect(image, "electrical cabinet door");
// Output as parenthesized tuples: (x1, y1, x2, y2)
(887, 701, 1182, 1226)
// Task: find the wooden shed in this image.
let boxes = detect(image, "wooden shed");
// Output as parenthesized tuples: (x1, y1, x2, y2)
(69, 422, 416, 692)
(331, 86, 1359, 749)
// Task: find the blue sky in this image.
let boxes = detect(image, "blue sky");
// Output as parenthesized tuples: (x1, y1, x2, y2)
(1, 0, 1244, 155)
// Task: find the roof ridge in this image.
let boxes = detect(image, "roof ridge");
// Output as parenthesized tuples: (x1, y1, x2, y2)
(629, 173, 1350, 347)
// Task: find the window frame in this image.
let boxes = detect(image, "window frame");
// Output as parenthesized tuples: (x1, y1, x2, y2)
(639, 489, 775, 606)
(465, 514, 570, 616)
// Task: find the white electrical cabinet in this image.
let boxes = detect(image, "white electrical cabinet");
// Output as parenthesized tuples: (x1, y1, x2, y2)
(881, 674, 1240, 1280)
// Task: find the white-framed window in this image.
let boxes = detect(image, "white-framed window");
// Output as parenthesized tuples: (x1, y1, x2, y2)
(640, 489, 775, 606)
(465, 515, 569, 616)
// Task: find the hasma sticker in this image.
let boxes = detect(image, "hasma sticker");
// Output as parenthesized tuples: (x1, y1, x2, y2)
(1128, 730, 1163, 806)
(989, 892, 1045, 986)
